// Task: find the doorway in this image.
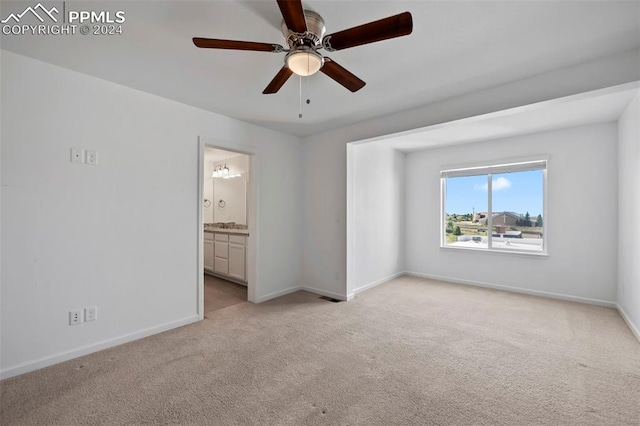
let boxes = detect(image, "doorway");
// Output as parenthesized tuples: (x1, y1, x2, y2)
(197, 138, 258, 319)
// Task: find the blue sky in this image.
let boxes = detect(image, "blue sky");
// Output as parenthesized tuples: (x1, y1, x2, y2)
(445, 170, 543, 217)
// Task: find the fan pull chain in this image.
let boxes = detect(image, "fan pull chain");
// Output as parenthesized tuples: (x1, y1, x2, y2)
(306, 54, 311, 108)
(298, 75, 303, 119)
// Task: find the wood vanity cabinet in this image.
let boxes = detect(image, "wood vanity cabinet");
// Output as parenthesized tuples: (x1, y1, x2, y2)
(204, 231, 247, 285)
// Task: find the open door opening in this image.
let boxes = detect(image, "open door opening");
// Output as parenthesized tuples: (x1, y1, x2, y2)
(197, 139, 258, 319)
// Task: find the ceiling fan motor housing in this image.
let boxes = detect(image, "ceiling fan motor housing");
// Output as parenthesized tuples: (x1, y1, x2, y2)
(282, 10, 326, 48)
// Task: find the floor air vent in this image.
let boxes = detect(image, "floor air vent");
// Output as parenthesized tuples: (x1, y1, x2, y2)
(319, 296, 341, 303)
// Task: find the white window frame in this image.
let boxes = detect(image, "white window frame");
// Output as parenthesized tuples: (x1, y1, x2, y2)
(440, 159, 548, 255)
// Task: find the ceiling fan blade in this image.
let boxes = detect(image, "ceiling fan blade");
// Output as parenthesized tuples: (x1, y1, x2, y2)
(193, 38, 283, 52)
(320, 58, 366, 92)
(322, 11, 413, 51)
(263, 66, 294, 94)
(277, 0, 307, 33)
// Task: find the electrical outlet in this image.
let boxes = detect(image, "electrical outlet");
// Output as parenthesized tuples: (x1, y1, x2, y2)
(69, 310, 82, 325)
(70, 148, 84, 164)
(85, 150, 98, 166)
(85, 306, 97, 322)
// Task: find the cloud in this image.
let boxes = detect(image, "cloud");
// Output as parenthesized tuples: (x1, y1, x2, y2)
(492, 177, 512, 191)
(475, 177, 512, 192)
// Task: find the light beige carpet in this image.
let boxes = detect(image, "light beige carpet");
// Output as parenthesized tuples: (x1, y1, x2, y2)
(2, 276, 639, 425)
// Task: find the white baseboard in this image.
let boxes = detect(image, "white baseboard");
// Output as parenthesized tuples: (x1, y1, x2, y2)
(405, 271, 617, 308)
(301, 285, 348, 301)
(256, 285, 350, 303)
(617, 304, 640, 343)
(255, 285, 302, 303)
(0, 315, 199, 380)
(255, 285, 350, 303)
(346, 271, 405, 301)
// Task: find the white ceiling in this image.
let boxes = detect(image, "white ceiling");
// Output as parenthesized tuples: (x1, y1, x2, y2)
(374, 84, 640, 152)
(2, 1, 639, 137)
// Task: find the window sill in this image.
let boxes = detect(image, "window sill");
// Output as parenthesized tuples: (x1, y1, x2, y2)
(440, 245, 548, 258)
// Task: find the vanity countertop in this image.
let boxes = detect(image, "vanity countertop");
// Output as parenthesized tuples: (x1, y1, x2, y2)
(204, 227, 249, 236)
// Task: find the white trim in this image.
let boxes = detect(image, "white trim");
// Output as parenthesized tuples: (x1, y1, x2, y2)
(245, 284, 351, 303)
(487, 173, 493, 250)
(348, 271, 405, 300)
(441, 160, 547, 178)
(246, 153, 259, 304)
(542, 163, 548, 253)
(346, 143, 356, 306)
(442, 155, 550, 179)
(197, 140, 205, 320)
(439, 245, 549, 257)
(301, 285, 348, 301)
(199, 138, 259, 303)
(617, 304, 640, 343)
(440, 177, 446, 246)
(0, 315, 199, 380)
(255, 286, 302, 303)
(405, 271, 616, 308)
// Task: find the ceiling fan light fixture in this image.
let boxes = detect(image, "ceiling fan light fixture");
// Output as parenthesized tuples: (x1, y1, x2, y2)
(193, 1, 414, 94)
(285, 50, 324, 76)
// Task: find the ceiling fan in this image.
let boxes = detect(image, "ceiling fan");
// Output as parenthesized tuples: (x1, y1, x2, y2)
(193, 0, 413, 94)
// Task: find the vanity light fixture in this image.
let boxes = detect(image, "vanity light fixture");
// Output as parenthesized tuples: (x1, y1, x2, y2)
(212, 164, 242, 179)
(212, 164, 230, 178)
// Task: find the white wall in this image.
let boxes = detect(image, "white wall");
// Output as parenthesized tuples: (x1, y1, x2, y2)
(302, 49, 640, 300)
(617, 93, 640, 337)
(0, 51, 303, 378)
(347, 143, 405, 297)
(300, 133, 348, 300)
(404, 124, 618, 304)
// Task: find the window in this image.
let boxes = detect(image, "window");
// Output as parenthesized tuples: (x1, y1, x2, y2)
(441, 160, 546, 253)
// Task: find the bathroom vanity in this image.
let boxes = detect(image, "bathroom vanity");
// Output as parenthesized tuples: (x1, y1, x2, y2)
(204, 228, 248, 285)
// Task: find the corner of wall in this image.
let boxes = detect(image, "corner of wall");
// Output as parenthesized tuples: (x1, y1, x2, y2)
(616, 90, 640, 339)
(617, 304, 640, 343)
